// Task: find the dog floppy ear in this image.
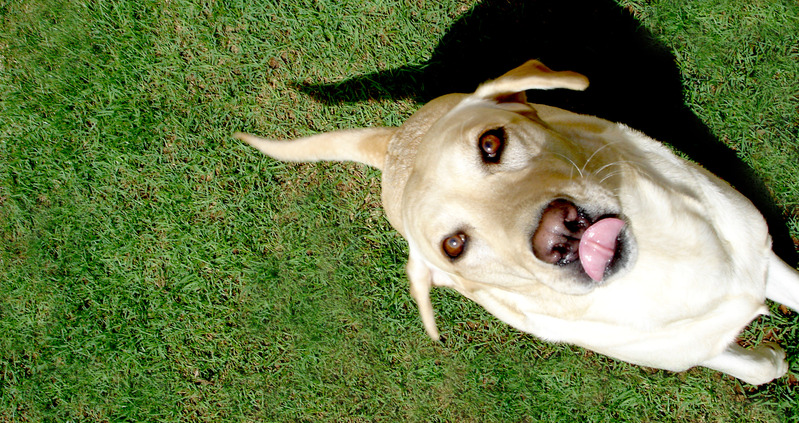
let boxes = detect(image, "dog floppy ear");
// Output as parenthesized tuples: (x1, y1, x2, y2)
(235, 127, 396, 170)
(474, 60, 589, 103)
(407, 251, 440, 341)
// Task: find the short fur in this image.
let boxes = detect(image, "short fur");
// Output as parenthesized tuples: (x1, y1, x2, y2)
(235, 60, 799, 385)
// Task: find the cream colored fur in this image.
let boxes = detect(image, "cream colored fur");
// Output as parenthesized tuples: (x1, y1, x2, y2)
(235, 60, 799, 385)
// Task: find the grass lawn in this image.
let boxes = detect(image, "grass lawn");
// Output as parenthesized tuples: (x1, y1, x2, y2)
(1, 0, 798, 421)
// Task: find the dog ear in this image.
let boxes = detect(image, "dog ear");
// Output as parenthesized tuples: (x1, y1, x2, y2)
(235, 127, 396, 170)
(407, 252, 440, 341)
(474, 60, 589, 103)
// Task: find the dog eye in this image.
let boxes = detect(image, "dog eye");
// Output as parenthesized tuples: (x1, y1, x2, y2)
(442, 233, 468, 259)
(479, 129, 505, 164)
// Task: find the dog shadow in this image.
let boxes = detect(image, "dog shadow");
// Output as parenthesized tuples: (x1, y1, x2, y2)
(298, 0, 797, 264)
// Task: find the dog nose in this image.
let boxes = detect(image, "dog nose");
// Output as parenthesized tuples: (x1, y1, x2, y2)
(532, 199, 591, 265)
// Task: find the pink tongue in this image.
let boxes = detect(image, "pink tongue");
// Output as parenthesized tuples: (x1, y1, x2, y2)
(579, 218, 625, 281)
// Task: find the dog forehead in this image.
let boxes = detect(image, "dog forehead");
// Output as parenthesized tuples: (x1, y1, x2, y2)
(399, 102, 560, 221)
(409, 102, 541, 173)
(425, 100, 538, 142)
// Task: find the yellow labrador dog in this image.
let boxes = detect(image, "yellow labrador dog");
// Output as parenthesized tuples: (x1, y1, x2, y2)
(235, 60, 799, 385)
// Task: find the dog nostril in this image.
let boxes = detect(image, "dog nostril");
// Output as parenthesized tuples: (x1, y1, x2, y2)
(537, 239, 580, 266)
(564, 217, 589, 234)
(554, 242, 580, 265)
(532, 199, 588, 265)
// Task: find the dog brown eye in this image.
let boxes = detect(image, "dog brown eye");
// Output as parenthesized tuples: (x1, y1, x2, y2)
(479, 129, 504, 163)
(481, 134, 501, 155)
(442, 233, 467, 259)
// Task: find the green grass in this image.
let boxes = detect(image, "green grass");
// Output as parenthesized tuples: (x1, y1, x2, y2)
(1, 0, 798, 421)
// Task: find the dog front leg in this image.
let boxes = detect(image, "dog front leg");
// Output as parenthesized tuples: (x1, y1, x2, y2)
(765, 251, 799, 311)
(700, 342, 788, 385)
(406, 252, 440, 341)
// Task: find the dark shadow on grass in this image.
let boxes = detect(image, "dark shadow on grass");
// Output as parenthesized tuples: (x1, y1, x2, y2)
(298, 0, 797, 264)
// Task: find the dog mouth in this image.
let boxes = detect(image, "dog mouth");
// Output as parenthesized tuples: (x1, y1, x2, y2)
(531, 199, 626, 282)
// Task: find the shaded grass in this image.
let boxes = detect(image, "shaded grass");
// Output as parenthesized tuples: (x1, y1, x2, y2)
(1, 0, 797, 421)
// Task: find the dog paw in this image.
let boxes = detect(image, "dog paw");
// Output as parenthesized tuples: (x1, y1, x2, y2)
(759, 342, 788, 380)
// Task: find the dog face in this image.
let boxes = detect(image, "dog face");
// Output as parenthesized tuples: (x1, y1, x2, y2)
(401, 88, 634, 295)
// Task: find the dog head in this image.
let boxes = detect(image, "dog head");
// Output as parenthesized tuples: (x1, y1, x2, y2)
(399, 61, 634, 298)
(235, 60, 638, 340)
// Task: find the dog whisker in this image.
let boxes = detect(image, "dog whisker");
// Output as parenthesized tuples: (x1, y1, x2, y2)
(592, 160, 624, 178)
(580, 141, 624, 176)
(544, 152, 583, 179)
(591, 160, 637, 181)
(590, 157, 659, 187)
(598, 170, 627, 185)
